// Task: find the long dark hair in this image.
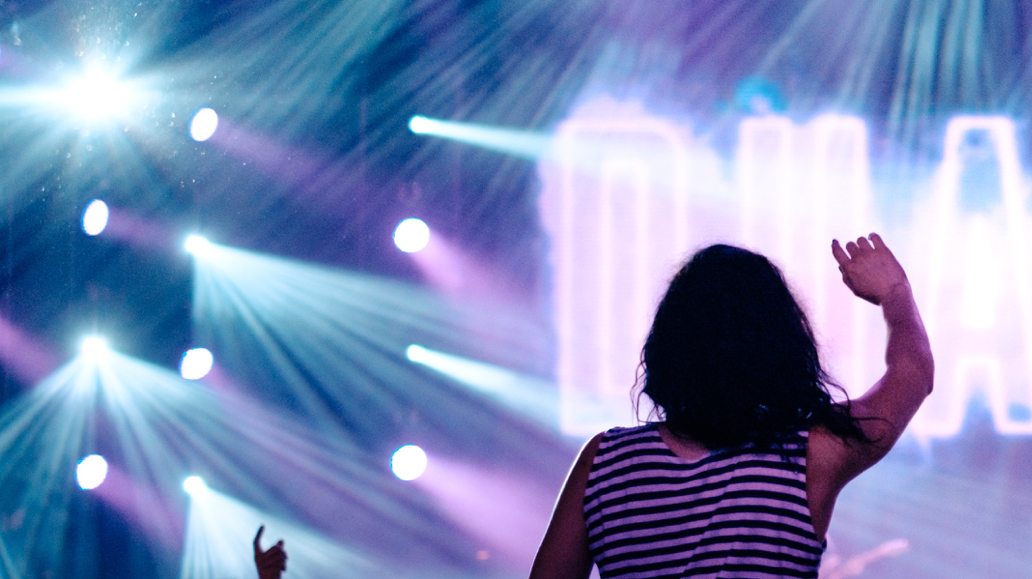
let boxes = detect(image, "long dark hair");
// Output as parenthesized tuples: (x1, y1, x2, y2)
(638, 244, 867, 449)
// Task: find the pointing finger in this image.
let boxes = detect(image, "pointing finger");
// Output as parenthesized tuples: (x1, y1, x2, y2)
(831, 240, 850, 267)
(254, 525, 265, 555)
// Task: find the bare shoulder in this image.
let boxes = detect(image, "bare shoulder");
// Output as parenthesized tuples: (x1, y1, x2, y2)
(805, 425, 859, 541)
(807, 415, 888, 489)
(807, 425, 855, 488)
(806, 412, 902, 542)
(573, 432, 604, 478)
(529, 431, 605, 579)
(584, 431, 604, 456)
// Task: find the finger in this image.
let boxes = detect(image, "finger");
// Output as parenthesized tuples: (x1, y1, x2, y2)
(254, 525, 265, 556)
(845, 241, 860, 258)
(831, 240, 850, 267)
(869, 232, 887, 250)
(856, 236, 874, 251)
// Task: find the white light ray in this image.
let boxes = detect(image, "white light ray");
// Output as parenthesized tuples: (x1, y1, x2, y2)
(191, 242, 553, 437)
(181, 488, 380, 579)
(406, 344, 557, 427)
(408, 115, 551, 159)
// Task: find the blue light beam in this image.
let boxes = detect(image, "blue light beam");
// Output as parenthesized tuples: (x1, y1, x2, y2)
(408, 115, 550, 160)
(406, 344, 558, 428)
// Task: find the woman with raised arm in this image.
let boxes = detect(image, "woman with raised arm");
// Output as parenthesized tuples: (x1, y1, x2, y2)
(530, 234, 933, 579)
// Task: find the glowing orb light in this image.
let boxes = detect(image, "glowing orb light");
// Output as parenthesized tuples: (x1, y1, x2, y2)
(184, 235, 212, 257)
(408, 115, 433, 134)
(65, 69, 130, 121)
(405, 344, 428, 362)
(82, 199, 109, 236)
(81, 336, 108, 361)
(190, 108, 219, 142)
(180, 347, 214, 380)
(183, 476, 207, 496)
(390, 444, 427, 481)
(76, 454, 109, 490)
(393, 218, 430, 253)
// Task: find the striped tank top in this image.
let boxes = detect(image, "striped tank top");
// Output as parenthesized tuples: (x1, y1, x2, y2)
(583, 423, 824, 579)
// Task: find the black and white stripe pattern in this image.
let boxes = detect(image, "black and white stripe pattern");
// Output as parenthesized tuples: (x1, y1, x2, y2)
(584, 424, 824, 579)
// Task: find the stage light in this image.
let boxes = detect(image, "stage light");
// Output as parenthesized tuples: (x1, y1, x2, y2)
(406, 115, 549, 159)
(408, 115, 433, 134)
(185, 235, 212, 257)
(76, 454, 109, 490)
(405, 344, 428, 362)
(393, 218, 430, 253)
(390, 445, 427, 481)
(64, 69, 130, 121)
(183, 476, 208, 496)
(82, 199, 109, 236)
(81, 336, 108, 361)
(190, 108, 219, 142)
(180, 348, 214, 380)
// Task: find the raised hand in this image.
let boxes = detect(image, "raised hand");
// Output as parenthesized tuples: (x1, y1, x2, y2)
(254, 525, 287, 579)
(831, 233, 909, 305)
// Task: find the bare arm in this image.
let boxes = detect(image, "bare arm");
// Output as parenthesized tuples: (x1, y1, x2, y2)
(808, 234, 933, 540)
(813, 233, 934, 485)
(529, 433, 602, 579)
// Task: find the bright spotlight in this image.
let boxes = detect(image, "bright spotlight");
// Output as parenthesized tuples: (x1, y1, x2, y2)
(408, 115, 433, 134)
(184, 235, 212, 256)
(64, 69, 130, 121)
(183, 475, 208, 496)
(76, 454, 109, 490)
(390, 444, 427, 481)
(82, 199, 110, 236)
(393, 218, 430, 253)
(180, 347, 214, 380)
(81, 336, 108, 360)
(405, 344, 428, 362)
(190, 108, 219, 142)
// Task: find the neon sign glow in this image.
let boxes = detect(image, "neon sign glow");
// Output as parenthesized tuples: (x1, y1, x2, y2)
(538, 99, 1032, 438)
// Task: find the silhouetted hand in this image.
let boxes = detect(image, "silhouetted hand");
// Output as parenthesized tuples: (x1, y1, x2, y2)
(254, 525, 287, 579)
(831, 233, 909, 305)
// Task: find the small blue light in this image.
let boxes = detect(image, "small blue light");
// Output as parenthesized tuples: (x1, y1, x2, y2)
(77, 454, 109, 490)
(82, 199, 109, 236)
(190, 108, 219, 141)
